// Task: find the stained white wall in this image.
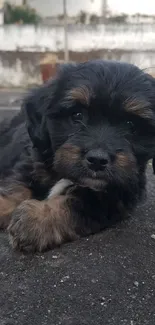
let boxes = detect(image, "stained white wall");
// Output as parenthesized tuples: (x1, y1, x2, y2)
(0, 24, 155, 52)
(1, 49, 155, 87)
(0, 11, 4, 25)
(0, 22, 155, 87)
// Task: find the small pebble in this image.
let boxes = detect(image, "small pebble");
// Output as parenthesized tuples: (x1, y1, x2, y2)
(91, 279, 98, 283)
(134, 281, 139, 287)
(151, 234, 155, 240)
(100, 297, 105, 302)
(60, 275, 70, 283)
(40, 255, 45, 260)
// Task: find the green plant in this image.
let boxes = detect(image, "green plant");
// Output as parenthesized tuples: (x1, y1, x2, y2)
(107, 14, 127, 24)
(90, 14, 99, 24)
(4, 2, 41, 25)
(79, 11, 86, 24)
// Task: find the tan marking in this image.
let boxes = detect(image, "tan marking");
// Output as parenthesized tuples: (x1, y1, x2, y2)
(0, 186, 32, 229)
(9, 195, 78, 252)
(116, 153, 136, 169)
(68, 86, 91, 106)
(54, 144, 81, 167)
(124, 98, 153, 119)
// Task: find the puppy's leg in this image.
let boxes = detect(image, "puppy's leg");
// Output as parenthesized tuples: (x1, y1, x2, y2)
(8, 194, 81, 252)
(48, 179, 73, 198)
(0, 183, 32, 229)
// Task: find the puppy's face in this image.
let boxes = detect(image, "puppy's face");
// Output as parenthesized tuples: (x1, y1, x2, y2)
(26, 60, 155, 191)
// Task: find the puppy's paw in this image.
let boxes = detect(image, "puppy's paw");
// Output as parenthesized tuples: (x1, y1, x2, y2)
(8, 200, 52, 252)
(8, 196, 77, 252)
(48, 179, 73, 198)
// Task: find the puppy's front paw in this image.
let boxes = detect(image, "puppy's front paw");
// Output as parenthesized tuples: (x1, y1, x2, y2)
(8, 200, 50, 252)
(8, 196, 77, 252)
(48, 179, 73, 198)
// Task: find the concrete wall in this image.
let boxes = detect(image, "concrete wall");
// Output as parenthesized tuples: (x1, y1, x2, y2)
(0, 24, 155, 52)
(0, 49, 155, 87)
(0, 51, 42, 87)
(0, 10, 3, 25)
(0, 24, 155, 87)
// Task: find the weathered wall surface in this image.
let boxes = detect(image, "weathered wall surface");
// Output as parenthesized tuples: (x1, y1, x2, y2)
(0, 24, 155, 52)
(0, 24, 155, 87)
(0, 50, 155, 87)
(0, 52, 42, 87)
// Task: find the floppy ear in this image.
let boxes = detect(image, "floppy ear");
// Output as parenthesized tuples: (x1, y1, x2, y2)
(23, 63, 76, 160)
(22, 81, 56, 158)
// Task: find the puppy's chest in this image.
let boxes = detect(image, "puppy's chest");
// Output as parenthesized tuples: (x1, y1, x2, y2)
(67, 186, 125, 216)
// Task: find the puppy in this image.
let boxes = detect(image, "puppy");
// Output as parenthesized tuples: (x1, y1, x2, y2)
(0, 60, 155, 252)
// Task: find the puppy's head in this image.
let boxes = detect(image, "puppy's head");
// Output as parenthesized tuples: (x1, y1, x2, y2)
(24, 60, 155, 191)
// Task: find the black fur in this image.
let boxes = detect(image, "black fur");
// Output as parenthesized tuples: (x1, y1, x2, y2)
(1, 60, 155, 251)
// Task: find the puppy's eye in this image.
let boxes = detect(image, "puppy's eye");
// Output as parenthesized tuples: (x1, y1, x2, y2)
(71, 112, 83, 123)
(126, 120, 135, 133)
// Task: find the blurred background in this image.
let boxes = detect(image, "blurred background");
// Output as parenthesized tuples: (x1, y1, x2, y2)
(0, 0, 155, 105)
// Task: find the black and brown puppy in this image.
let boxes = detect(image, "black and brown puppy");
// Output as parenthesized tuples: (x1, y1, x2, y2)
(0, 60, 155, 252)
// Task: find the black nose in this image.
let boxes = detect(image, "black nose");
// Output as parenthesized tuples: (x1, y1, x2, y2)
(85, 149, 110, 171)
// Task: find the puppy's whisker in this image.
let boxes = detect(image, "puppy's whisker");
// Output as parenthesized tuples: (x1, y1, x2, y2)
(78, 120, 89, 130)
(68, 129, 82, 137)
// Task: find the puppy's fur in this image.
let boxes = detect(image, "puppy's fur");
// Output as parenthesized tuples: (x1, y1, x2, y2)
(0, 60, 155, 252)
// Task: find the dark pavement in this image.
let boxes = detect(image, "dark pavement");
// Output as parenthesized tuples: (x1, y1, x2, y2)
(0, 89, 25, 107)
(0, 95, 155, 325)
